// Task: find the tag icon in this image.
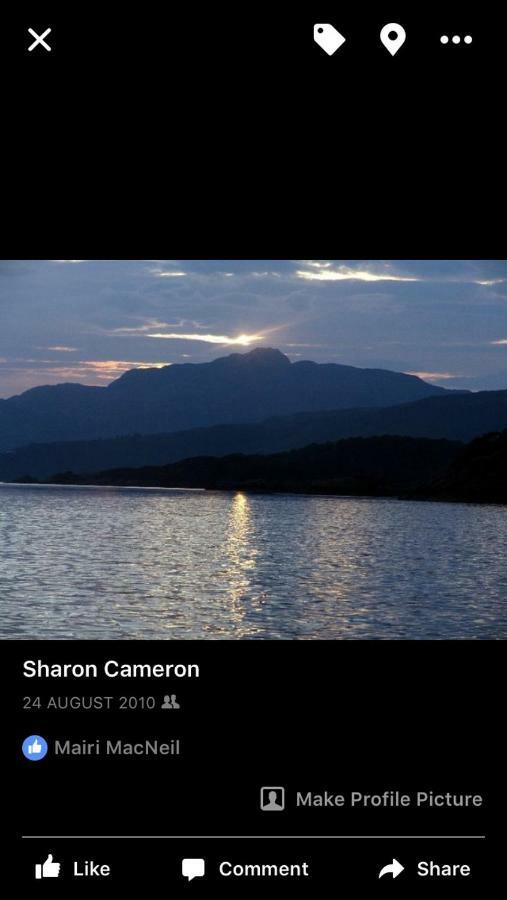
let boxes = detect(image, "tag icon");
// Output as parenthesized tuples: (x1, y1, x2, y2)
(314, 24, 346, 56)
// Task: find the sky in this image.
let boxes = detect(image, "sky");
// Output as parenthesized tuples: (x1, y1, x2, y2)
(0, 259, 506, 398)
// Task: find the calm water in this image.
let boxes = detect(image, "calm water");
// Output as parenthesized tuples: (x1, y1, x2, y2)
(0, 483, 505, 639)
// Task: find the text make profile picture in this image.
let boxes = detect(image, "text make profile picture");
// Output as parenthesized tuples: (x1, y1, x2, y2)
(22, 735, 48, 760)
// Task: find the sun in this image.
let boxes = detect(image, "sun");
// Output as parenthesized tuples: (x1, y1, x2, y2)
(231, 333, 263, 346)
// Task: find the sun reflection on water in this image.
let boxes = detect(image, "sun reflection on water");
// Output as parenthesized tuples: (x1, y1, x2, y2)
(223, 492, 260, 610)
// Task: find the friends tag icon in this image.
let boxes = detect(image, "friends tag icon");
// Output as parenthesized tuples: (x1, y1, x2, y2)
(313, 24, 346, 56)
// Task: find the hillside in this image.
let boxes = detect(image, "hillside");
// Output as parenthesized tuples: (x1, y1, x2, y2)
(40, 435, 461, 497)
(2, 387, 507, 482)
(0, 347, 452, 451)
(416, 430, 507, 503)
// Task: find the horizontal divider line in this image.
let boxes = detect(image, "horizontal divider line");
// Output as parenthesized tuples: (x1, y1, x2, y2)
(22, 835, 487, 840)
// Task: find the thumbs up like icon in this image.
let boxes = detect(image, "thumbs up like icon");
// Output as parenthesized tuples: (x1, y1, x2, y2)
(22, 734, 48, 760)
(35, 854, 61, 879)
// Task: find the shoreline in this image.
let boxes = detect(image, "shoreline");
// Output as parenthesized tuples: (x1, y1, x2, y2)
(2, 480, 505, 507)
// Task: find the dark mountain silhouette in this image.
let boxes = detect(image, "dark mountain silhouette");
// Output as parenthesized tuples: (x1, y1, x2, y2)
(31, 431, 507, 504)
(0, 347, 452, 452)
(415, 430, 507, 503)
(37, 435, 460, 497)
(2, 387, 506, 482)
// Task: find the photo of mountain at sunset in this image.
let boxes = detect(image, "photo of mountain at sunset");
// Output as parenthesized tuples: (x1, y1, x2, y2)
(1, 259, 506, 640)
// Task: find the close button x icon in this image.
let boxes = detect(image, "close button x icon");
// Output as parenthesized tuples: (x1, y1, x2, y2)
(28, 27, 52, 52)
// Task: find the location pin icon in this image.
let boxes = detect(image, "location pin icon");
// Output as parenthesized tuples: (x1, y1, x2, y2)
(380, 23, 406, 56)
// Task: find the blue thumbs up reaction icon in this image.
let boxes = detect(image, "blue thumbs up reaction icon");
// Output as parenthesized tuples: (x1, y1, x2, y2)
(22, 735, 48, 760)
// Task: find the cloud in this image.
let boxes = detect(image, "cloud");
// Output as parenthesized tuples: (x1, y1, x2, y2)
(151, 270, 187, 278)
(405, 371, 458, 381)
(145, 332, 265, 346)
(44, 346, 79, 352)
(296, 262, 420, 283)
(295, 260, 507, 286)
(0, 358, 170, 386)
(110, 319, 186, 334)
(1, 259, 507, 397)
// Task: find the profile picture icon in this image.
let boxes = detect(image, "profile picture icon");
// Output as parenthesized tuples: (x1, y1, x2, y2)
(260, 786, 285, 811)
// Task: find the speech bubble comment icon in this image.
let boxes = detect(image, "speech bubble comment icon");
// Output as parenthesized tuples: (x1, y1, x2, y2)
(182, 858, 205, 881)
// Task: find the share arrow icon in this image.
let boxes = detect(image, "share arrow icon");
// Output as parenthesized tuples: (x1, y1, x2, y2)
(378, 858, 405, 879)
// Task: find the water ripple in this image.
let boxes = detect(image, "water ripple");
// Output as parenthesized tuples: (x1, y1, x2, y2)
(0, 484, 505, 639)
